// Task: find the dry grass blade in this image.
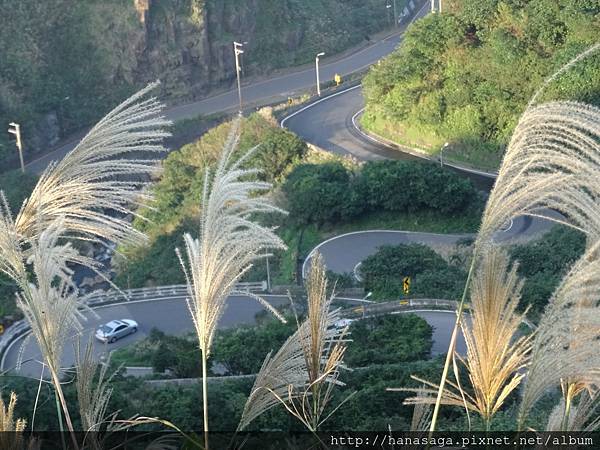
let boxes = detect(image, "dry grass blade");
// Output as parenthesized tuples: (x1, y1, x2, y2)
(0, 193, 26, 287)
(430, 44, 600, 433)
(15, 220, 93, 376)
(410, 385, 433, 432)
(14, 82, 171, 249)
(176, 119, 287, 442)
(75, 337, 118, 434)
(399, 246, 531, 430)
(547, 383, 600, 432)
(237, 330, 308, 431)
(477, 44, 600, 245)
(460, 246, 532, 426)
(519, 241, 600, 426)
(177, 119, 287, 356)
(477, 100, 600, 245)
(0, 392, 34, 450)
(238, 254, 350, 432)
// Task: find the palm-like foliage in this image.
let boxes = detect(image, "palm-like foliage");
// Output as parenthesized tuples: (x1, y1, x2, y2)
(176, 121, 286, 443)
(238, 254, 350, 432)
(398, 246, 531, 430)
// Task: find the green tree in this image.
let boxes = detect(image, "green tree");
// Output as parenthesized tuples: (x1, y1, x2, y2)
(345, 314, 433, 367)
(282, 162, 364, 226)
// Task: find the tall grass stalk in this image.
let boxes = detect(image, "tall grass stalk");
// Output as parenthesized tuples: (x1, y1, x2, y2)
(428, 44, 600, 432)
(399, 246, 531, 431)
(176, 120, 286, 448)
(0, 83, 169, 444)
(238, 253, 351, 432)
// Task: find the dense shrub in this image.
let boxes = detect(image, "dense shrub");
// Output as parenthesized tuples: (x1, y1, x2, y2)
(148, 329, 201, 378)
(510, 226, 586, 316)
(361, 243, 467, 300)
(362, 0, 600, 167)
(345, 314, 433, 367)
(357, 161, 476, 213)
(282, 162, 363, 225)
(212, 320, 297, 375)
(283, 160, 478, 226)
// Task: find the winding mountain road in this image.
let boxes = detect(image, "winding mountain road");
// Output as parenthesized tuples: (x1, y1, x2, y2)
(25, 1, 430, 175)
(2, 0, 551, 380)
(1, 294, 464, 378)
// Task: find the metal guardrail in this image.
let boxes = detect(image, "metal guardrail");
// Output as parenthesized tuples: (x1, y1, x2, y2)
(0, 281, 268, 365)
(346, 298, 463, 319)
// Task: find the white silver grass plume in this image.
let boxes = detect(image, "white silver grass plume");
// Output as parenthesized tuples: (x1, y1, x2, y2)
(0, 193, 26, 287)
(237, 328, 308, 431)
(519, 240, 600, 425)
(477, 45, 600, 246)
(75, 337, 117, 434)
(176, 119, 286, 443)
(429, 44, 600, 433)
(177, 119, 287, 355)
(14, 82, 170, 248)
(398, 246, 531, 428)
(477, 101, 600, 246)
(238, 254, 350, 432)
(546, 387, 600, 432)
(15, 220, 93, 375)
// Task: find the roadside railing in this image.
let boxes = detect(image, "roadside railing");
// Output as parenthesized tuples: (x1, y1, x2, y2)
(345, 298, 463, 319)
(0, 281, 268, 366)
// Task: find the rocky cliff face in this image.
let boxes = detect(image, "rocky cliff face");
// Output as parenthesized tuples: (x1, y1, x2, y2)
(0, 0, 394, 166)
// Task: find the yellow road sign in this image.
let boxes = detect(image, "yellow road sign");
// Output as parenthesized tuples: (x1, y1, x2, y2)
(403, 276, 410, 295)
(334, 73, 342, 86)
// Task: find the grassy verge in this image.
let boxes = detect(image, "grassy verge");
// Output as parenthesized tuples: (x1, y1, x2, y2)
(361, 112, 503, 172)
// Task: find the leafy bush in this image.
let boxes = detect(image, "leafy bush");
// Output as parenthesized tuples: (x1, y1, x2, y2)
(345, 314, 433, 367)
(362, 0, 600, 168)
(282, 162, 363, 225)
(148, 329, 201, 378)
(510, 226, 586, 316)
(361, 243, 467, 300)
(357, 160, 476, 213)
(283, 160, 478, 226)
(211, 320, 297, 375)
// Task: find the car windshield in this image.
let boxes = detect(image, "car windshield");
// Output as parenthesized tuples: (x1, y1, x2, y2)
(99, 325, 113, 334)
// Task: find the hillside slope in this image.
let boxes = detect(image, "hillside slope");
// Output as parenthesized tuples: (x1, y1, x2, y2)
(0, 0, 401, 168)
(362, 0, 600, 170)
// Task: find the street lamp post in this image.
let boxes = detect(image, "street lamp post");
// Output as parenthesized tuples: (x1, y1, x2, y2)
(393, 0, 398, 26)
(440, 142, 449, 168)
(431, 0, 435, 13)
(265, 254, 271, 292)
(8, 122, 24, 173)
(315, 52, 325, 97)
(233, 41, 244, 114)
(386, 4, 392, 26)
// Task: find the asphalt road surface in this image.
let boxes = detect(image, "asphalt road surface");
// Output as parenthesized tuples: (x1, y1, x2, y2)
(2, 295, 290, 378)
(3, 295, 463, 378)
(283, 85, 497, 191)
(25, 1, 430, 175)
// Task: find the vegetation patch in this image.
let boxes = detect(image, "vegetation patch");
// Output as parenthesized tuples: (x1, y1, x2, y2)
(362, 0, 600, 170)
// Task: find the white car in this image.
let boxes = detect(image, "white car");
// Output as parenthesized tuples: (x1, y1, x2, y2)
(95, 319, 138, 343)
(334, 318, 355, 329)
